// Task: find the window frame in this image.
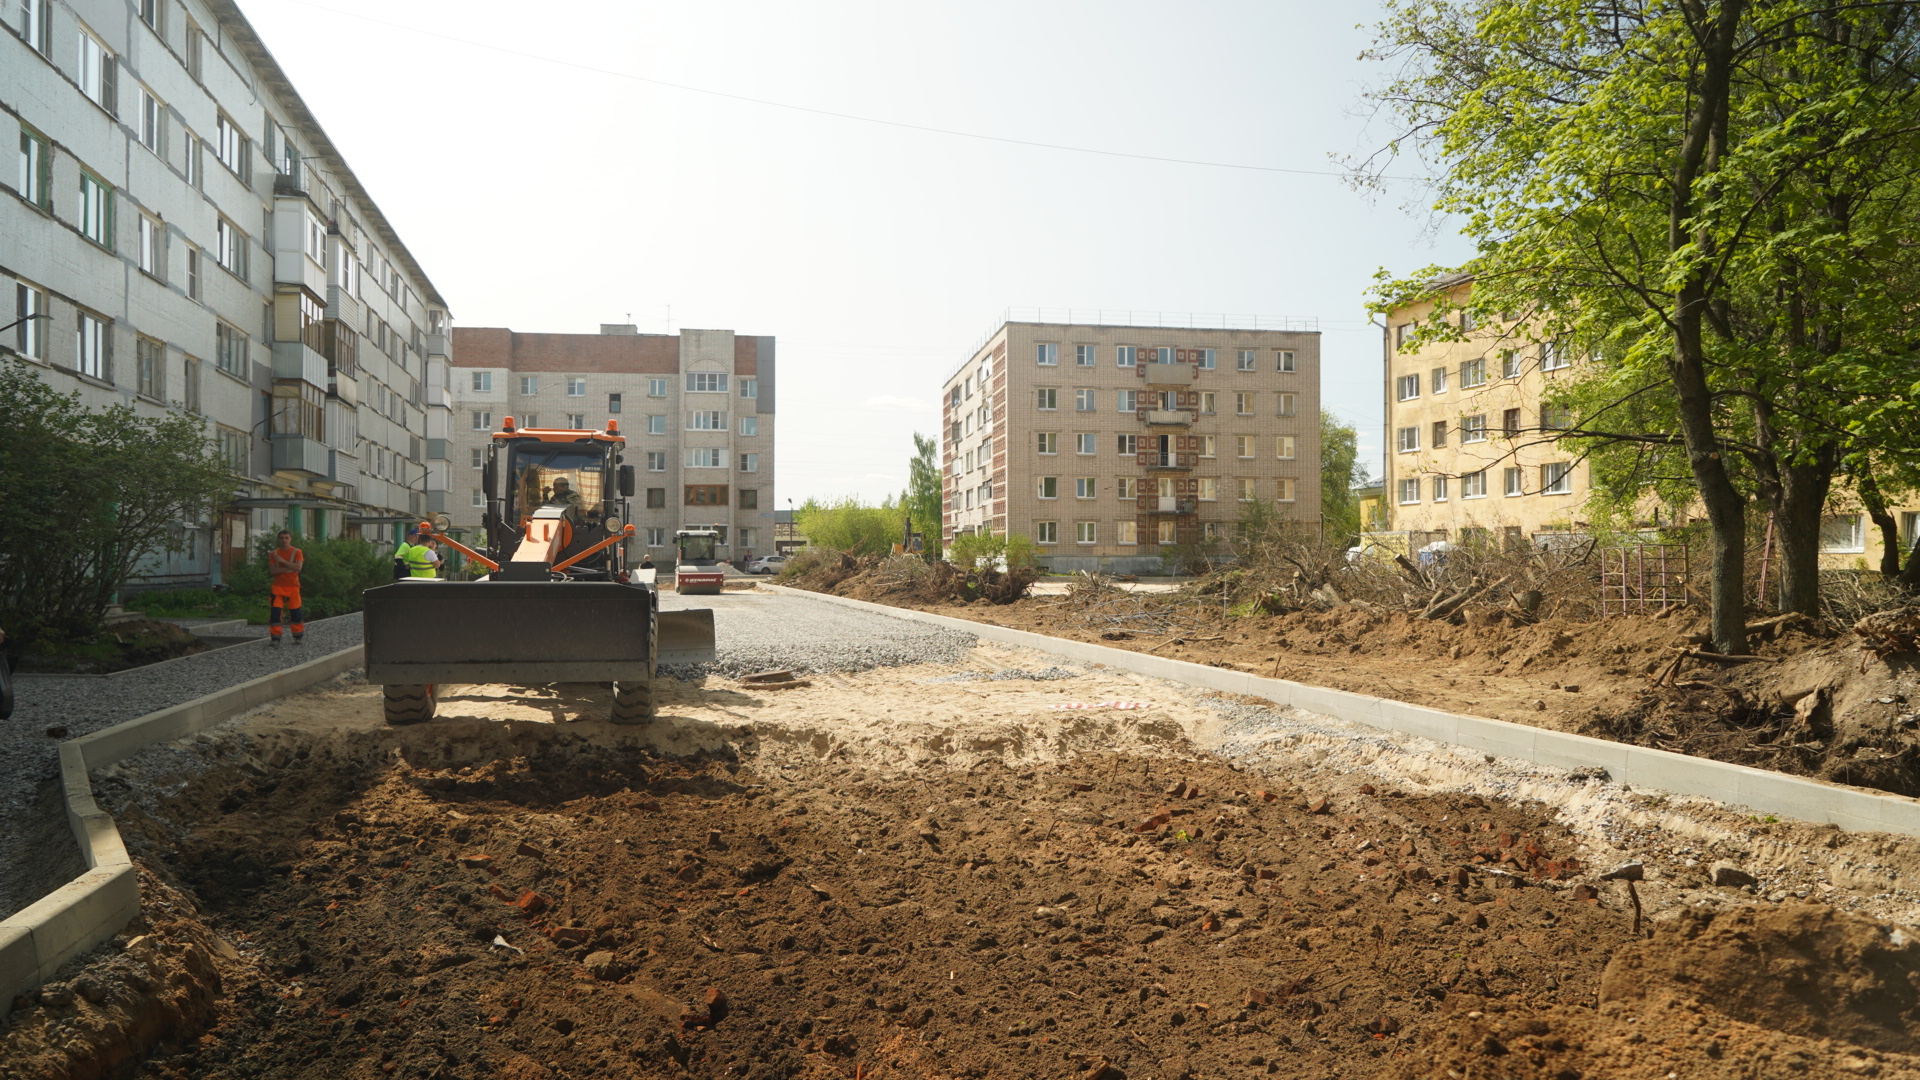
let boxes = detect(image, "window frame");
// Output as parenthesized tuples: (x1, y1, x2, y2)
(1037, 476, 1058, 499)
(1236, 349, 1255, 371)
(78, 170, 114, 248)
(1035, 342, 1057, 366)
(1542, 462, 1573, 495)
(18, 125, 51, 208)
(75, 309, 109, 380)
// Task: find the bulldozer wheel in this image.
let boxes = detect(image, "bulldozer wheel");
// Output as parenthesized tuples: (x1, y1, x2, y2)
(610, 679, 654, 724)
(383, 684, 436, 725)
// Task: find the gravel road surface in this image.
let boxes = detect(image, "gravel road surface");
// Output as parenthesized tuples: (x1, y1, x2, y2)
(660, 589, 975, 677)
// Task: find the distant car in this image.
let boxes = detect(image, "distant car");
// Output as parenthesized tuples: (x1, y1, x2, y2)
(745, 555, 789, 575)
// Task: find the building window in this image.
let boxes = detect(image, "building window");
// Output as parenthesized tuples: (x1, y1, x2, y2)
(13, 282, 46, 359)
(1503, 408, 1521, 436)
(1196, 391, 1214, 415)
(1076, 521, 1097, 544)
(1462, 415, 1487, 442)
(685, 484, 728, 506)
(686, 371, 729, 393)
(215, 321, 245, 374)
(521, 412, 539, 427)
(1075, 478, 1095, 499)
(216, 426, 247, 473)
(646, 527, 667, 547)
(1504, 466, 1525, 496)
(738, 527, 757, 548)
(139, 0, 164, 33)
(17, 127, 50, 208)
(470, 410, 491, 430)
(1396, 426, 1420, 453)
(134, 337, 163, 399)
(739, 453, 758, 473)
(1151, 520, 1173, 544)
(567, 412, 585, 428)
(1277, 393, 1296, 417)
(138, 87, 164, 154)
(1820, 514, 1864, 553)
(646, 487, 666, 508)
(15, 0, 50, 52)
(1398, 478, 1420, 504)
(1238, 478, 1256, 502)
(1035, 388, 1057, 410)
(1277, 351, 1295, 372)
(76, 310, 108, 379)
(78, 31, 116, 113)
(1541, 340, 1570, 371)
(1116, 477, 1137, 500)
(1031, 521, 1058, 544)
(215, 217, 247, 276)
(472, 370, 492, 392)
(647, 451, 667, 471)
(739, 488, 758, 509)
(1463, 470, 1488, 498)
(1062, 343, 1090, 367)
(1190, 435, 1211, 459)
(685, 448, 724, 468)
(1276, 478, 1296, 503)
(567, 377, 586, 396)
(1059, 388, 1087, 414)
(1116, 346, 1136, 368)
(1396, 374, 1419, 401)
(274, 124, 297, 177)
(1116, 434, 1138, 456)
(1432, 475, 1450, 502)
(1036, 343, 1057, 366)
(1032, 476, 1057, 500)
(1235, 435, 1253, 459)
(687, 410, 725, 430)
(608, 392, 622, 414)
(79, 172, 113, 248)
(1116, 520, 1137, 545)
(1542, 462, 1573, 495)
(1071, 432, 1094, 455)
(740, 378, 758, 399)
(1117, 389, 1137, 412)
(1461, 358, 1487, 387)
(1196, 477, 1217, 501)
(181, 130, 203, 189)
(739, 416, 758, 436)
(183, 355, 201, 413)
(1234, 392, 1254, 416)
(1542, 405, 1572, 430)
(1430, 366, 1449, 394)
(1037, 432, 1057, 454)
(632, 376, 660, 398)
(1276, 436, 1296, 460)
(635, 414, 660, 436)
(470, 447, 484, 468)
(1236, 349, 1256, 371)
(215, 114, 247, 177)
(519, 375, 539, 395)
(1431, 420, 1448, 449)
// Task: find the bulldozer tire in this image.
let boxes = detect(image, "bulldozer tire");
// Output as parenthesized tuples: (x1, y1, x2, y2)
(383, 684, 436, 725)
(610, 679, 654, 724)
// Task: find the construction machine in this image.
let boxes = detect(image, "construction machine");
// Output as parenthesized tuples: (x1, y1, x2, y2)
(361, 417, 716, 725)
(672, 528, 727, 595)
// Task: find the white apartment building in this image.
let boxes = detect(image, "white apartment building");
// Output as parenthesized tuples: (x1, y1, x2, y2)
(2, 0, 451, 587)
(448, 325, 777, 564)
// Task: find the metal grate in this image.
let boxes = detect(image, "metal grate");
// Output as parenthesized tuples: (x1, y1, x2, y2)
(1600, 543, 1689, 615)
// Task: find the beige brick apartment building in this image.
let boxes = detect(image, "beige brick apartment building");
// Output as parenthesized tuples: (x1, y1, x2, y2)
(449, 325, 777, 563)
(944, 315, 1322, 573)
(1383, 277, 1593, 548)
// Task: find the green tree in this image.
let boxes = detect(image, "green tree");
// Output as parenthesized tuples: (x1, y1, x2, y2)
(1319, 410, 1366, 546)
(906, 432, 945, 558)
(793, 496, 903, 555)
(0, 361, 232, 652)
(1363, 1, 1920, 651)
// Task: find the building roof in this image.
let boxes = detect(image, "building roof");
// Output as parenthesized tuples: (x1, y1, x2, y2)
(208, 0, 448, 311)
(450, 328, 766, 374)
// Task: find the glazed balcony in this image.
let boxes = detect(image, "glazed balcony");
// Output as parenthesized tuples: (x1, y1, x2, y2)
(1137, 408, 1194, 425)
(1136, 451, 1195, 471)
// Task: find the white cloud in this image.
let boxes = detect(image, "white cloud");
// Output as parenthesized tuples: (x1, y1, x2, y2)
(857, 395, 935, 413)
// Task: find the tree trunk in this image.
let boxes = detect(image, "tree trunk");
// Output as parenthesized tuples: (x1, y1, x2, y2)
(1772, 457, 1836, 616)
(1858, 470, 1904, 578)
(1900, 535, 1920, 592)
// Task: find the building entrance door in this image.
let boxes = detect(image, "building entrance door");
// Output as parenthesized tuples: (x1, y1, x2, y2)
(221, 512, 249, 577)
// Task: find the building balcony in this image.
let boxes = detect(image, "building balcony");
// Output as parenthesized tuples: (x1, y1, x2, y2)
(271, 341, 327, 388)
(1137, 408, 1193, 426)
(271, 434, 329, 477)
(425, 332, 449, 358)
(425, 490, 447, 514)
(426, 438, 450, 460)
(427, 383, 449, 407)
(1136, 451, 1195, 471)
(1136, 495, 1199, 514)
(327, 285, 363, 328)
(1139, 362, 1195, 386)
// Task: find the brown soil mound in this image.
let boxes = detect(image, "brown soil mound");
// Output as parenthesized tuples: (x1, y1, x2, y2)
(797, 577, 1920, 796)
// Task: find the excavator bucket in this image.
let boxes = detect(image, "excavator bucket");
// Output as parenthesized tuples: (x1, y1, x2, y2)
(363, 580, 714, 685)
(656, 608, 717, 666)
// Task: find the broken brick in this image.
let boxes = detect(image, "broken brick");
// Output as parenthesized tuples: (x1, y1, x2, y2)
(548, 926, 590, 946)
(516, 891, 550, 916)
(515, 842, 546, 860)
(1571, 883, 1599, 902)
(1306, 798, 1332, 815)
(1134, 812, 1171, 834)
(1259, 790, 1278, 803)
(1255, 868, 1277, 881)
(1359, 784, 1376, 796)
(458, 854, 493, 869)
(1244, 988, 1268, 1007)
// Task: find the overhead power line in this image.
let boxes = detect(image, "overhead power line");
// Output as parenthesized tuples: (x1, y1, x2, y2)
(281, 0, 1417, 181)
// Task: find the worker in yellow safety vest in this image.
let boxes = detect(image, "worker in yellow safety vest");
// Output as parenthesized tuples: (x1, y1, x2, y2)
(403, 535, 441, 578)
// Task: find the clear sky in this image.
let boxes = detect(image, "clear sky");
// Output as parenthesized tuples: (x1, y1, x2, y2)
(242, 0, 1473, 507)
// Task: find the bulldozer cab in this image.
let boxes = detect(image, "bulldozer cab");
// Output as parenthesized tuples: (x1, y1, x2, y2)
(488, 436, 630, 576)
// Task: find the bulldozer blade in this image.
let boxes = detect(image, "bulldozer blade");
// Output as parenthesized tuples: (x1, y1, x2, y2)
(364, 579, 658, 685)
(657, 608, 717, 665)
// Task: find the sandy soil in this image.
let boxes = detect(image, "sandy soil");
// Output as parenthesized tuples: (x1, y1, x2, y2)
(10, 643, 1920, 1079)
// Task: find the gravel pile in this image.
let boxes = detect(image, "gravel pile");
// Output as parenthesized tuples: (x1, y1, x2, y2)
(0, 614, 364, 918)
(660, 591, 976, 678)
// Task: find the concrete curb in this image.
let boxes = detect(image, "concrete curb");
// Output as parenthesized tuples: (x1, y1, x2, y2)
(14, 612, 360, 681)
(760, 583, 1920, 837)
(0, 643, 364, 1017)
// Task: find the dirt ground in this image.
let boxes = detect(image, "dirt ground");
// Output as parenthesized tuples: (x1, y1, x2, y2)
(11, 644, 1920, 1079)
(804, 579, 1920, 797)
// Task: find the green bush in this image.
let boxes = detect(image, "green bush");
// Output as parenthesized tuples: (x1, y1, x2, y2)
(794, 497, 906, 556)
(948, 530, 1038, 570)
(128, 536, 391, 624)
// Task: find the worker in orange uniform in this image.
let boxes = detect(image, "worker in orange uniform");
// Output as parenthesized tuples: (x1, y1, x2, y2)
(267, 529, 306, 645)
